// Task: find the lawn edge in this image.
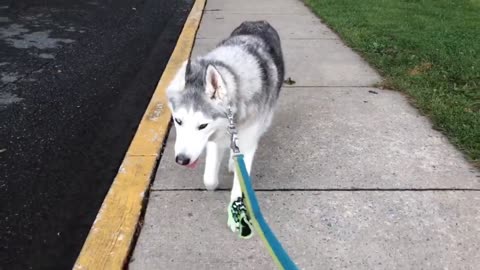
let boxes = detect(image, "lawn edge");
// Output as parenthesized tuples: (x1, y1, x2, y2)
(72, 0, 206, 268)
(301, 0, 479, 168)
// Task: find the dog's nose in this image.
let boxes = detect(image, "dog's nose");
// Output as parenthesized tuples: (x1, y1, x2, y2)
(175, 154, 190, 166)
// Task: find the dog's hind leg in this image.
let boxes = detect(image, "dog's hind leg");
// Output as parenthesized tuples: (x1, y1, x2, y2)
(204, 141, 225, 191)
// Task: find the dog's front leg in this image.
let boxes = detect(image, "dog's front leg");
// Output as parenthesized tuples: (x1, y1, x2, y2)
(228, 150, 234, 173)
(228, 143, 257, 232)
(203, 141, 224, 191)
(230, 143, 257, 201)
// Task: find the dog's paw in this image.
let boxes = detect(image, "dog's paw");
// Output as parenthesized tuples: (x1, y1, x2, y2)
(227, 198, 241, 233)
(227, 213, 238, 232)
(227, 199, 238, 232)
(227, 197, 254, 238)
(203, 175, 218, 191)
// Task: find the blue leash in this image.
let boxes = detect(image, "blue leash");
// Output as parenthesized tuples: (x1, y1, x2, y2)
(232, 154, 298, 270)
(226, 107, 298, 270)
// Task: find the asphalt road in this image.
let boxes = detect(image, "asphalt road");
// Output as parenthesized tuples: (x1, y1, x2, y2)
(0, 0, 192, 268)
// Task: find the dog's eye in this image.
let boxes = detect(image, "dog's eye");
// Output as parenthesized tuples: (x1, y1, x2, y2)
(174, 118, 182, 125)
(198, 123, 208, 130)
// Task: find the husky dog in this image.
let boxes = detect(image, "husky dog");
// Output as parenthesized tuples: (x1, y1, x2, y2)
(166, 21, 284, 228)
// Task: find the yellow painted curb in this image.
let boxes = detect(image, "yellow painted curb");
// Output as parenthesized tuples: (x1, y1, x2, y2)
(73, 0, 206, 268)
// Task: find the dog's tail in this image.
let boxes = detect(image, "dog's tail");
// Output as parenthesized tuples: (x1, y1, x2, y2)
(231, 21, 285, 85)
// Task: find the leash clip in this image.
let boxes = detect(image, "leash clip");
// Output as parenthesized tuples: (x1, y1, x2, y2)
(226, 106, 240, 154)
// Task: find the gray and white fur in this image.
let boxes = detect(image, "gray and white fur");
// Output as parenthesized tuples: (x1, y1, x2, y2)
(166, 21, 284, 232)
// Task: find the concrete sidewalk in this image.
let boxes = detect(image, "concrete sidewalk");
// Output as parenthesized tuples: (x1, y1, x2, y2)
(130, 0, 480, 269)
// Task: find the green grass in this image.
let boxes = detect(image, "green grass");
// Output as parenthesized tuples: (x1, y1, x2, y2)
(305, 0, 480, 164)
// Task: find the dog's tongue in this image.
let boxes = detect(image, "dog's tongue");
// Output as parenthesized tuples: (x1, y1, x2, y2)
(186, 159, 199, 169)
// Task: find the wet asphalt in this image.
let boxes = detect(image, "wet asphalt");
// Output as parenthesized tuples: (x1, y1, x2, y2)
(0, 0, 192, 268)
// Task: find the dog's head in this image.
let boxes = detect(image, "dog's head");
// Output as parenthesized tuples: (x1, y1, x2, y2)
(166, 59, 233, 167)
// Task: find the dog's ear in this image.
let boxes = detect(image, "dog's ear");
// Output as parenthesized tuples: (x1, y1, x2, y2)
(205, 64, 227, 102)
